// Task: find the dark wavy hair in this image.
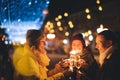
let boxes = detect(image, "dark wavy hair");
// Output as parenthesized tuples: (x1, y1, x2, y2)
(26, 29, 44, 49)
(98, 30, 116, 45)
(71, 33, 86, 48)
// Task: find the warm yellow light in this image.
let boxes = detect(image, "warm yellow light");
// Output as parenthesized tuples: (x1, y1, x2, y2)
(85, 32, 88, 37)
(100, 24, 104, 28)
(65, 32, 69, 36)
(85, 8, 90, 13)
(58, 15, 62, 19)
(88, 30, 92, 35)
(57, 21, 61, 26)
(50, 23, 54, 29)
(64, 12, 68, 17)
(59, 27, 63, 31)
(86, 14, 91, 19)
(49, 29, 54, 33)
(96, 0, 100, 4)
(68, 21, 74, 28)
(69, 24, 74, 28)
(46, 27, 51, 31)
(98, 6, 103, 11)
(55, 17, 59, 21)
(46, 21, 51, 25)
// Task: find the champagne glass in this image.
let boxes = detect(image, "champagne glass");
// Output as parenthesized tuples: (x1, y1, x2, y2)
(75, 55, 81, 69)
(69, 54, 76, 71)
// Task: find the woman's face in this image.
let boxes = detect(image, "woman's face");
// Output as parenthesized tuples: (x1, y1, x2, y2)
(38, 36, 46, 52)
(71, 40, 83, 51)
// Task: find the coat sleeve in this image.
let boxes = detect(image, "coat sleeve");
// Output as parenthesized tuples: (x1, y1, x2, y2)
(49, 72, 64, 80)
(47, 63, 65, 77)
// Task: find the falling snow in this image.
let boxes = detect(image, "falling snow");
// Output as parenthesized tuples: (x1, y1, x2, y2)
(0, 0, 49, 43)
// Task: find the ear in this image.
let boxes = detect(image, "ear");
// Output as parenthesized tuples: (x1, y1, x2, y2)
(30, 46, 39, 56)
(30, 46, 36, 52)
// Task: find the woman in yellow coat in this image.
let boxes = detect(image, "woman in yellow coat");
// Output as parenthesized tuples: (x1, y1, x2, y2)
(13, 29, 68, 80)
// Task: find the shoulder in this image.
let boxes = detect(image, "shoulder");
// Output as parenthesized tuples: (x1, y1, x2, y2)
(15, 56, 39, 76)
(13, 47, 24, 67)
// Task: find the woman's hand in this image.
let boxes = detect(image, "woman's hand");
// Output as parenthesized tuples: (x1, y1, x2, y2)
(59, 59, 70, 68)
(79, 59, 89, 69)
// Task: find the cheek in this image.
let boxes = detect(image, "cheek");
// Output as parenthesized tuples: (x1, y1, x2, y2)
(38, 45, 43, 49)
(71, 46, 75, 50)
(98, 44, 107, 52)
(102, 44, 109, 50)
(96, 43, 102, 50)
(78, 45, 82, 50)
(37, 45, 41, 51)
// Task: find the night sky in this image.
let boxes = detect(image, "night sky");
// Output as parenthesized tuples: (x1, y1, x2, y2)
(47, 0, 115, 20)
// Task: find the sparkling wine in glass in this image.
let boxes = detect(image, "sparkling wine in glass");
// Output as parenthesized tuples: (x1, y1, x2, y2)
(75, 55, 81, 69)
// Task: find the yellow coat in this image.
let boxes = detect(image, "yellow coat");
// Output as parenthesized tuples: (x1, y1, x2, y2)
(13, 44, 64, 80)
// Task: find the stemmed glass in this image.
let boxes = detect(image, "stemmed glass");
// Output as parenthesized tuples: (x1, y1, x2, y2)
(69, 52, 76, 71)
(75, 55, 83, 80)
(69, 50, 81, 71)
(69, 50, 83, 79)
(75, 55, 81, 70)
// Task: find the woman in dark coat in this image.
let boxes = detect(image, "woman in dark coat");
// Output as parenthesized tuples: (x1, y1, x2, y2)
(69, 33, 98, 80)
(95, 30, 120, 80)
